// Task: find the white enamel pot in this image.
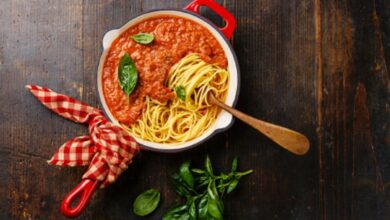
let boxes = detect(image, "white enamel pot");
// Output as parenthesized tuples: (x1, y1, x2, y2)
(97, 0, 240, 153)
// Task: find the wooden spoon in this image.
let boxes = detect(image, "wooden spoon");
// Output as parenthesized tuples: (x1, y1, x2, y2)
(209, 94, 310, 155)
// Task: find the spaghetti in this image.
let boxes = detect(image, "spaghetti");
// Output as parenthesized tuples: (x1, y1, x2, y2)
(123, 54, 229, 143)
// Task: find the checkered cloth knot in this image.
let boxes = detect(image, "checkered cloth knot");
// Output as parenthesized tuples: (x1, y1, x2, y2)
(26, 85, 140, 188)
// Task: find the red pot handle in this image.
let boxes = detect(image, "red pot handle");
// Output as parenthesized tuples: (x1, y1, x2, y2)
(184, 0, 236, 40)
(60, 179, 100, 218)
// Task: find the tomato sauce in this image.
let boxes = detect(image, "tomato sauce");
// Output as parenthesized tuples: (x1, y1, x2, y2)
(102, 16, 227, 125)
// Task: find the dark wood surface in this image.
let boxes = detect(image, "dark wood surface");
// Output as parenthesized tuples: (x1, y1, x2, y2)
(1, 0, 389, 219)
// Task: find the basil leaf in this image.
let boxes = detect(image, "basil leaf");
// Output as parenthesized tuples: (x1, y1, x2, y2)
(191, 168, 206, 174)
(198, 195, 209, 220)
(133, 188, 160, 216)
(186, 197, 197, 220)
(205, 156, 213, 176)
(118, 53, 138, 97)
(131, 33, 154, 44)
(175, 85, 186, 101)
(180, 161, 194, 188)
(226, 179, 239, 194)
(231, 157, 238, 172)
(207, 180, 219, 201)
(170, 173, 196, 197)
(207, 198, 223, 220)
(162, 204, 189, 220)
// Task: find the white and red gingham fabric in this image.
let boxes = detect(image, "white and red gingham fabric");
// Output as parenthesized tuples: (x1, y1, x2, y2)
(26, 85, 140, 188)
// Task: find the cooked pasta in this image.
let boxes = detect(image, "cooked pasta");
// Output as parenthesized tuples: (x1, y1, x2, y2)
(122, 54, 229, 144)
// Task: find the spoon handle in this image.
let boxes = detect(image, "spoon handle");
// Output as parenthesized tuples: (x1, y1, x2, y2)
(210, 96, 310, 155)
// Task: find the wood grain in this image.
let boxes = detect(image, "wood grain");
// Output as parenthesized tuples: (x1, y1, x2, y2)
(0, 0, 389, 219)
(316, 0, 390, 219)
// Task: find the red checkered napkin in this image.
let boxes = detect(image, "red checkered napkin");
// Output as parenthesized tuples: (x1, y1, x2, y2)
(26, 85, 140, 188)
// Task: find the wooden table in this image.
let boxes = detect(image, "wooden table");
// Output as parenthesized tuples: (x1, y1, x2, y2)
(1, 0, 389, 219)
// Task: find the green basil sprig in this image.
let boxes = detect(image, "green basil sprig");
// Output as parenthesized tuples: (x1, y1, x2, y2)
(118, 53, 138, 97)
(163, 156, 253, 220)
(180, 161, 194, 188)
(131, 33, 154, 44)
(133, 188, 160, 216)
(175, 85, 186, 101)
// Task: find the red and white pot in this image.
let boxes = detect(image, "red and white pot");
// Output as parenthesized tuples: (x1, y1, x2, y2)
(61, 0, 239, 218)
(97, 0, 240, 153)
